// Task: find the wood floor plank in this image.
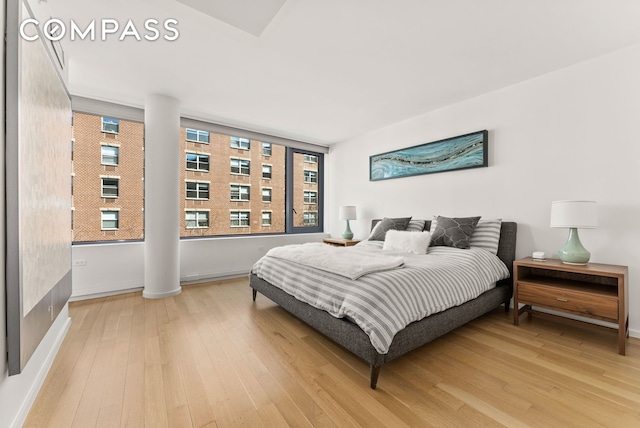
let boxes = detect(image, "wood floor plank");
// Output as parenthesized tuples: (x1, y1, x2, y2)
(26, 279, 640, 427)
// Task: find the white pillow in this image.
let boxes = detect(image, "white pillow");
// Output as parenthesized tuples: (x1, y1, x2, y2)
(383, 230, 431, 255)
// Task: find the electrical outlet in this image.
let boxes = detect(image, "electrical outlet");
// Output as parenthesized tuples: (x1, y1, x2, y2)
(73, 259, 86, 266)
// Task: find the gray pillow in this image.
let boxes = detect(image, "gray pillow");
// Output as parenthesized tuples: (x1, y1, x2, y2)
(430, 215, 481, 249)
(368, 217, 412, 241)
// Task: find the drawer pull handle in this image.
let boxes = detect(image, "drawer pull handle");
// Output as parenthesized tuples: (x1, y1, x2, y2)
(556, 297, 568, 302)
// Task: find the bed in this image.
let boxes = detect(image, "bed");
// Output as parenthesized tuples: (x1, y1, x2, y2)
(250, 219, 517, 389)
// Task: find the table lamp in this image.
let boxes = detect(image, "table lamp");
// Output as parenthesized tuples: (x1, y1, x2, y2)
(550, 200, 598, 264)
(339, 206, 357, 240)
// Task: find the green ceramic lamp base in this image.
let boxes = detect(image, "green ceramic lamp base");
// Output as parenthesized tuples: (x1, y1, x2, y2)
(342, 220, 354, 240)
(558, 227, 591, 265)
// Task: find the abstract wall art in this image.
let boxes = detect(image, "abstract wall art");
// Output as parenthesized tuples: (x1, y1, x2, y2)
(370, 130, 488, 181)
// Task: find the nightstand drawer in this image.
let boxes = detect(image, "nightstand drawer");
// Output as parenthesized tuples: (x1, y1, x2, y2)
(518, 283, 618, 320)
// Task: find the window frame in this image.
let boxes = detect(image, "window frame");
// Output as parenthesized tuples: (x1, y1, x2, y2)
(230, 136, 250, 150)
(286, 148, 324, 234)
(261, 211, 272, 227)
(186, 128, 210, 144)
(101, 117, 119, 134)
(261, 187, 272, 203)
(100, 210, 119, 230)
(303, 190, 317, 205)
(262, 142, 272, 156)
(303, 169, 318, 184)
(230, 210, 250, 227)
(186, 152, 210, 172)
(185, 180, 210, 200)
(262, 164, 272, 180)
(230, 184, 251, 201)
(101, 177, 119, 198)
(185, 210, 210, 229)
(101, 145, 119, 166)
(230, 158, 250, 176)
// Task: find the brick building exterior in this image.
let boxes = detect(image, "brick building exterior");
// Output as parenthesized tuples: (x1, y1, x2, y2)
(72, 112, 145, 242)
(72, 112, 317, 242)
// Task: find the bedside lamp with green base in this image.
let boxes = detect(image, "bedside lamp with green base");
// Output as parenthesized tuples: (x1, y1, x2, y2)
(339, 205, 357, 240)
(550, 200, 598, 265)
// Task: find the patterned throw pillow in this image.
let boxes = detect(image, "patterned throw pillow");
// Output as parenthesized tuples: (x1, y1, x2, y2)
(469, 219, 502, 255)
(405, 219, 427, 232)
(430, 215, 481, 249)
(368, 217, 412, 241)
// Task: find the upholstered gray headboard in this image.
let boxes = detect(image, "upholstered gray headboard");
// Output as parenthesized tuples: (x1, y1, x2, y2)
(369, 219, 517, 289)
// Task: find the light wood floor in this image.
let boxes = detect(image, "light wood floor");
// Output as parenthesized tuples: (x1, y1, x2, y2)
(26, 278, 640, 427)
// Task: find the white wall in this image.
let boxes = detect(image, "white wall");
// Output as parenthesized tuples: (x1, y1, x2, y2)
(71, 233, 326, 298)
(327, 43, 640, 336)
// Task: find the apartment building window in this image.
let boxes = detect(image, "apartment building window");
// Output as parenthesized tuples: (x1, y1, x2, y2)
(186, 152, 210, 171)
(262, 164, 272, 179)
(230, 184, 250, 201)
(304, 170, 317, 184)
(304, 191, 317, 204)
(186, 128, 210, 144)
(186, 181, 210, 200)
(304, 154, 317, 163)
(230, 211, 250, 227)
(101, 117, 119, 134)
(230, 136, 250, 150)
(101, 145, 119, 165)
(185, 210, 209, 229)
(262, 188, 272, 203)
(101, 211, 119, 230)
(262, 142, 271, 156)
(230, 158, 250, 175)
(262, 211, 271, 226)
(101, 178, 119, 198)
(303, 211, 318, 226)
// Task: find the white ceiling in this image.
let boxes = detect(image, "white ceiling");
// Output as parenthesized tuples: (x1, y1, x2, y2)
(50, 0, 640, 145)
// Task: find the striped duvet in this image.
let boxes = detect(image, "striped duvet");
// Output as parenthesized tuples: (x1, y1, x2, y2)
(251, 241, 510, 354)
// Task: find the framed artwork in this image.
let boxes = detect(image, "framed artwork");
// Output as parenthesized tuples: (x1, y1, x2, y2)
(370, 130, 488, 181)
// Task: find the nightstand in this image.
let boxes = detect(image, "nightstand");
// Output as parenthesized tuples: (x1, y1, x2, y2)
(323, 238, 360, 247)
(513, 257, 628, 355)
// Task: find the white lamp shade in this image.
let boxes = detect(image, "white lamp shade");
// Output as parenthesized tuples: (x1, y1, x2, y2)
(339, 205, 357, 220)
(550, 200, 598, 228)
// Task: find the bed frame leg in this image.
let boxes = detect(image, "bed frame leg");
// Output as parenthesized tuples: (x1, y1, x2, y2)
(370, 365, 380, 389)
(252, 289, 257, 302)
(504, 297, 511, 313)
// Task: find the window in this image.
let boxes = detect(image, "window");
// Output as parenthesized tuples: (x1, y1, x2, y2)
(230, 211, 250, 227)
(304, 170, 317, 184)
(262, 164, 272, 179)
(186, 210, 209, 229)
(304, 191, 317, 204)
(303, 211, 318, 226)
(230, 158, 250, 175)
(186, 181, 209, 199)
(101, 178, 119, 198)
(262, 188, 272, 203)
(304, 154, 317, 163)
(178, 126, 323, 238)
(230, 184, 250, 201)
(230, 136, 250, 149)
(186, 128, 210, 144)
(72, 112, 144, 243)
(186, 153, 210, 171)
(101, 145, 119, 165)
(101, 117, 119, 134)
(262, 211, 271, 226)
(101, 211, 119, 230)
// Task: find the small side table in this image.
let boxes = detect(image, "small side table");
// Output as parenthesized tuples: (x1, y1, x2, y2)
(323, 238, 360, 247)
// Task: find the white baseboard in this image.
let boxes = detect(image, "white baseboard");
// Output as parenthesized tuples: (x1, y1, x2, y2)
(69, 286, 143, 302)
(10, 314, 71, 428)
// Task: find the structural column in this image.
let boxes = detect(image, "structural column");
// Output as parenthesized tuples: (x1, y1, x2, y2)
(143, 94, 181, 298)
